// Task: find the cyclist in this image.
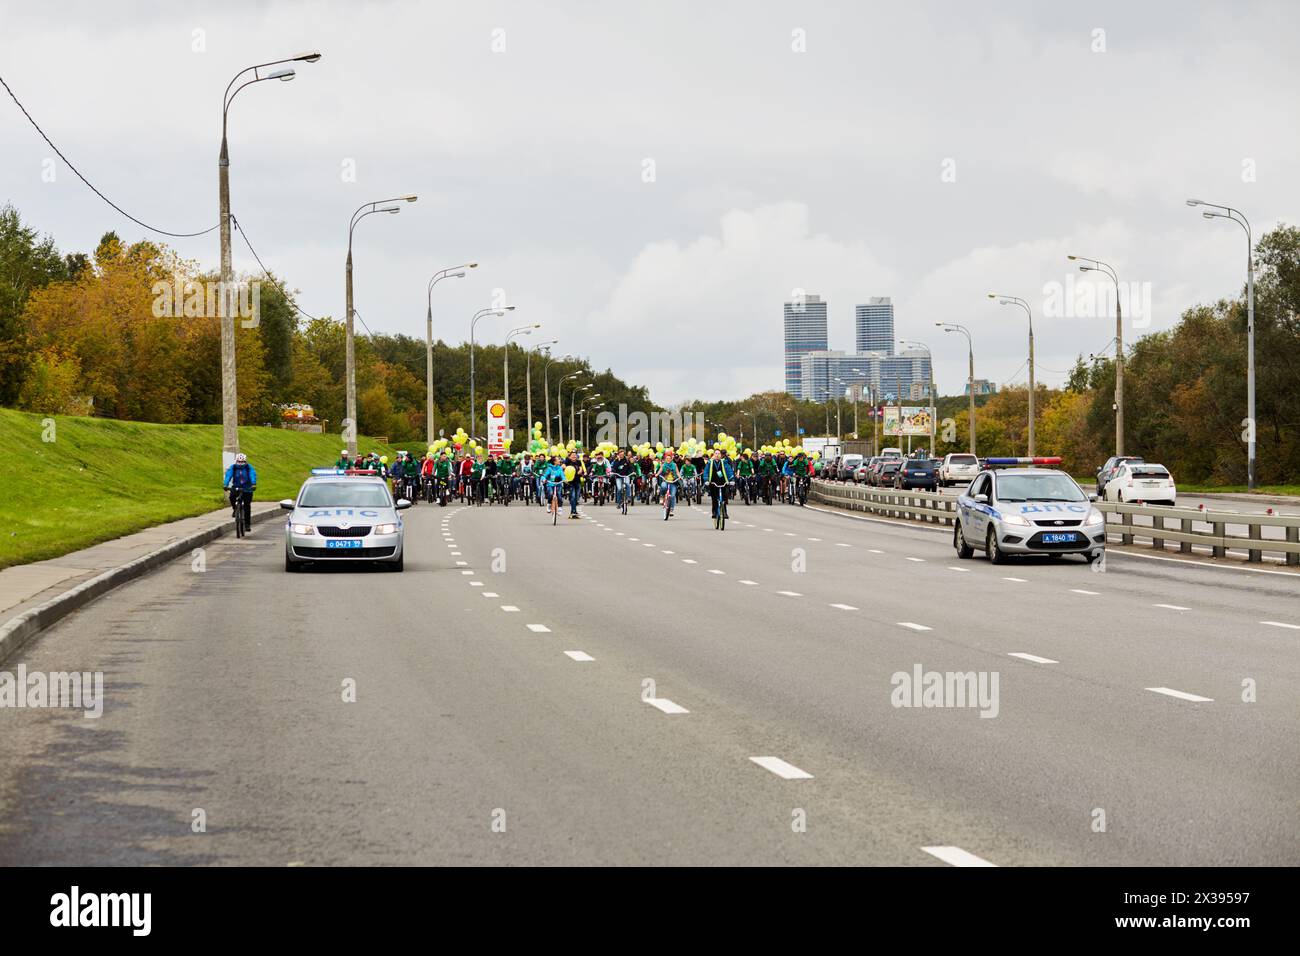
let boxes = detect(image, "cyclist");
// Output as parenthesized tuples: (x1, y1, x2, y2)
(420, 451, 436, 499)
(704, 448, 734, 521)
(334, 449, 352, 471)
(656, 449, 681, 517)
(564, 449, 585, 518)
(611, 448, 635, 509)
(589, 450, 611, 504)
(679, 454, 698, 504)
(736, 450, 755, 502)
(756, 451, 778, 502)
(540, 454, 566, 518)
(223, 452, 257, 530)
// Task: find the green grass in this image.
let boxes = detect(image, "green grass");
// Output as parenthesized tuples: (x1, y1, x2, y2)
(0, 408, 387, 569)
(1174, 484, 1300, 496)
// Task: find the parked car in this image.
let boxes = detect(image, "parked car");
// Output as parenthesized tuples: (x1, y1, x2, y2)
(894, 458, 938, 491)
(874, 460, 902, 487)
(939, 453, 980, 488)
(1095, 455, 1145, 495)
(854, 457, 879, 483)
(1103, 461, 1176, 505)
(837, 454, 863, 481)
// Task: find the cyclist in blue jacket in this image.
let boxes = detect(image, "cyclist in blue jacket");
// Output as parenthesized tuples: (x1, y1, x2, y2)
(222, 453, 257, 529)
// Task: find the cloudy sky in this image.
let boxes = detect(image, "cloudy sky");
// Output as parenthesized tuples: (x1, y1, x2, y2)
(2, 0, 1297, 404)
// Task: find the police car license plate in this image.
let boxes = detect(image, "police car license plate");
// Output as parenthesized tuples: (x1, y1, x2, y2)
(326, 539, 363, 549)
(1041, 532, 1078, 544)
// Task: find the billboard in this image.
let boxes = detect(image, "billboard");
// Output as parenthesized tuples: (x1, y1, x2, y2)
(487, 400, 509, 456)
(883, 405, 933, 437)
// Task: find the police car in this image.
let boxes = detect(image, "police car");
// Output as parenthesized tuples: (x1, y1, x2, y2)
(953, 458, 1106, 564)
(281, 469, 409, 572)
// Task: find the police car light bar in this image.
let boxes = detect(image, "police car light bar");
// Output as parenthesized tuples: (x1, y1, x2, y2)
(984, 457, 1062, 466)
(309, 467, 381, 476)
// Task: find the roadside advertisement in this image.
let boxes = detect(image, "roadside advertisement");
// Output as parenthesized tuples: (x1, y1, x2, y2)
(487, 400, 509, 456)
(883, 405, 933, 437)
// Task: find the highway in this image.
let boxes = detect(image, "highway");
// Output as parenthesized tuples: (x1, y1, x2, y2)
(1, 493, 1297, 866)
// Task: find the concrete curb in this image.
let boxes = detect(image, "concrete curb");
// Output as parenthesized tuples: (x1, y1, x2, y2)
(0, 506, 280, 666)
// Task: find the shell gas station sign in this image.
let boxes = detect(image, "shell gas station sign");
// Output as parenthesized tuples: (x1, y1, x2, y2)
(487, 400, 509, 456)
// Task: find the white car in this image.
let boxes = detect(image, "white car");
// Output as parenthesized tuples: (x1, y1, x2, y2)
(1103, 462, 1176, 506)
(282, 473, 409, 572)
(939, 453, 980, 488)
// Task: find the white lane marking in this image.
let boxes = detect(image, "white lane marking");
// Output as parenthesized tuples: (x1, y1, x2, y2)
(682, 559, 698, 564)
(645, 698, 689, 715)
(482, 592, 499, 598)
(616, 532, 625, 536)
(1008, 652, 1059, 664)
(1003, 577, 1027, 583)
(808, 537, 822, 542)
(527, 624, 551, 633)
(662, 550, 675, 555)
(906, 557, 925, 563)
(867, 548, 884, 554)
(643, 543, 655, 547)
(836, 542, 851, 548)
(1146, 686, 1213, 702)
(564, 651, 595, 662)
(460, 570, 474, 575)
(455, 561, 467, 566)
(501, 605, 519, 612)
(922, 846, 996, 867)
(470, 581, 483, 587)
(749, 756, 813, 780)
(450, 551, 462, 556)
(1153, 603, 1191, 611)
(739, 580, 759, 586)
(947, 567, 970, 573)
(763, 528, 774, 532)
(707, 569, 725, 575)
(629, 537, 639, 542)
(776, 590, 802, 597)
(1070, 588, 1098, 595)
(1261, 620, 1300, 630)
(897, 622, 931, 631)
(830, 603, 858, 611)
(784, 532, 796, 537)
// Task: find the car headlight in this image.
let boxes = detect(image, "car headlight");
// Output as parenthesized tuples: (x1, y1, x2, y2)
(290, 523, 315, 535)
(1000, 513, 1032, 527)
(373, 522, 399, 535)
(1084, 510, 1105, 526)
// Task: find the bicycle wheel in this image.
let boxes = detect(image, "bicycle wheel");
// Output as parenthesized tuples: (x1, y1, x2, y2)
(234, 495, 245, 538)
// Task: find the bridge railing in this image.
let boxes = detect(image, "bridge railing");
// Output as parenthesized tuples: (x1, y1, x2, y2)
(810, 480, 1300, 566)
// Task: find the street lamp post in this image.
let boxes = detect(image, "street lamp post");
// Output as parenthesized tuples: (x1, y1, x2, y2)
(988, 293, 1036, 456)
(1188, 199, 1256, 489)
(527, 340, 557, 449)
(557, 372, 584, 445)
(218, 51, 320, 471)
(1068, 255, 1123, 456)
(346, 194, 417, 455)
(425, 262, 476, 444)
(503, 323, 540, 445)
(543, 353, 570, 446)
(740, 408, 757, 448)
(469, 305, 514, 441)
(571, 386, 595, 443)
(937, 323, 976, 456)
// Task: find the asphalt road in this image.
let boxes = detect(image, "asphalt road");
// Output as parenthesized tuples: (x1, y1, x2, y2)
(1, 490, 1297, 865)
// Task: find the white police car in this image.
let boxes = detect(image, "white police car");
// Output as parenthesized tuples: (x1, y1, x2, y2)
(282, 469, 409, 572)
(953, 458, 1106, 564)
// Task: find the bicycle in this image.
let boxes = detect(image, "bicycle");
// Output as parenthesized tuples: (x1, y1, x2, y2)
(662, 480, 677, 520)
(711, 482, 729, 531)
(615, 475, 630, 515)
(592, 476, 609, 507)
(229, 487, 250, 538)
(545, 480, 563, 525)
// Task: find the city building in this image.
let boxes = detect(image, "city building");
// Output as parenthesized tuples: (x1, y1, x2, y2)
(855, 298, 895, 355)
(965, 378, 997, 396)
(783, 294, 828, 397)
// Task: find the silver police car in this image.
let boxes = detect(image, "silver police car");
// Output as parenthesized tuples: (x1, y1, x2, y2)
(953, 459, 1106, 563)
(281, 473, 409, 572)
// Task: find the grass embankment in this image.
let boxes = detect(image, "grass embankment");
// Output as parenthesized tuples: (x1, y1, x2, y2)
(0, 408, 385, 569)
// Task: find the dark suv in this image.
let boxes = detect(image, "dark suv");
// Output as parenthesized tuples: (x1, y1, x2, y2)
(1095, 455, 1144, 495)
(894, 458, 937, 491)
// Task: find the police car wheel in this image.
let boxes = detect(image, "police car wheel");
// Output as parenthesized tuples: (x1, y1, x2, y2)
(284, 550, 300, 573)
(954, 522, 974, 558)
(986, 528, 1007, 564)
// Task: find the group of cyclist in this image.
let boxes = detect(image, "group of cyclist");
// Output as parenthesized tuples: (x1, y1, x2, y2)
(330, 444, 817, 522)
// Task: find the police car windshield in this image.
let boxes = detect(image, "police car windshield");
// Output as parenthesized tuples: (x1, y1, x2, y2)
(299, 483, 392, 508)
(995, 474, 1085, 502)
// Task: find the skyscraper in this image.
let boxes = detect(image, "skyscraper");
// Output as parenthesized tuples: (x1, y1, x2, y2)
(784, 294, 828, 397)
(855, 298, 894, 355)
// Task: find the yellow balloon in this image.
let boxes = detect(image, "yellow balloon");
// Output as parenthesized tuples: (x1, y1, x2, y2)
(564, 465, 576, 482)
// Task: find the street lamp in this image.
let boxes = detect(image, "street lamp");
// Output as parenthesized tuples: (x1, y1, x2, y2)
(557, 371, 585, 445)
(217, 51, 321, 471)
(1188, 199, 1257, 489)
(345, 194, 417, 455)
(739, 408, 758, 448)
(936, 323, 976, 456)
(580, 397, 603, 449)
(425, 262, 476, 444)
(830, 377, 848, 442)
(526, 340, 558, 448)
(504, 324, 541, 443)
(468, 305, 514, 440)
(988, 293, 1036, 456)
(1068, 255, 1125, 456)
(543, 352, 572, 445)
(570, 384, 595, 443)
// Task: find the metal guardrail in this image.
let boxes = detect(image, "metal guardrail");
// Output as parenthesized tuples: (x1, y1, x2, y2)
(810, 480, 1300, 566)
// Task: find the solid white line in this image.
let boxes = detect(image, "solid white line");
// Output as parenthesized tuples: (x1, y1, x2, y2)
(1070, 588, 1099, 595)
(739, 579, 758, 586)
(1147, 686, 1213, 702)
(1153, 603, 1191, 611)
(1003, 577, 1027, 583)
(830, 603, 858, 611)
(1008, 652, 1059, 664)
(922, 846, 996, 867)
(897, 622, 931, 631)
(1261, 620, 1300, 630)
(564, 651, 595, 662)
(645, 698, 689, 715)
(749, 756, 813, 779)
(776, 590, 802, 597)
(527, 624, 550, 633)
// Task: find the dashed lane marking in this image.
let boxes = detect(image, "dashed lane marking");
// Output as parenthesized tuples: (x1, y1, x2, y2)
(1008, 652, 1058, 664)
(749, 756, 813, 780)
(1146, 687, 1213, 702)
(922, 846, 996, 867)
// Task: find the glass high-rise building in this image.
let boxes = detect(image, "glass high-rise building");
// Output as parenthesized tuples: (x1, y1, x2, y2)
(855, 298, 895, 356)
(784, 294, 828, 397)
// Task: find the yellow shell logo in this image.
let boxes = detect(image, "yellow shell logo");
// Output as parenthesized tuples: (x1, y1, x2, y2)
(489, 402, 506, 418)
